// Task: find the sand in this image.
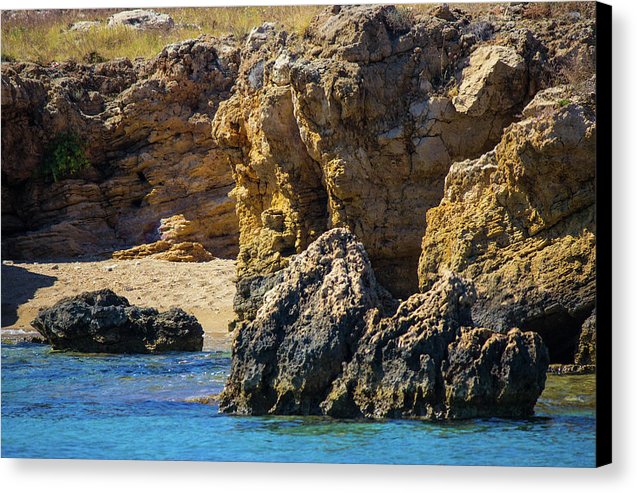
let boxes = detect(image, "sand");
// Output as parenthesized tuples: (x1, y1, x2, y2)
(1, 257, 236, 351)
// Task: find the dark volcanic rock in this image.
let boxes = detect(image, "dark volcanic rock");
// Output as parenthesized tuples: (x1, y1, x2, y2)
(220, 228, 549, 420)
(443, 327, 549, 419)
(322, 273, 477, 419)
(31, 289, 203, 353)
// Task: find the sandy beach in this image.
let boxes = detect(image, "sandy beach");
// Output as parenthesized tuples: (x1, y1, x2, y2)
(1, 258, 236, 351)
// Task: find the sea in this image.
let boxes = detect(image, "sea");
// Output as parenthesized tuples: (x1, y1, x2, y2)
(1, 343, 596, 467)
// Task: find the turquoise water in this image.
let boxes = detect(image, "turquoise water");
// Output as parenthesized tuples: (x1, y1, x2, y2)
(1, 343, 596, 466)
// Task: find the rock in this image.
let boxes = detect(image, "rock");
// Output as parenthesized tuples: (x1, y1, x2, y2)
(419, 86, 596, 364)
(31, 289, 203, 353)
(112, 240, 215, 262)
(219, 228, 395, 415)
(432, 4, 458, 22)
(322, 273, 477, 419)
(107, 10, 174, 31)
(443, 327, 549, 418)
(452, 45, 527, 117)
(575, 310, 596, 366)
(2, 37, 240, 260)
(69, 21, 101, 32)
(245, 23, 277, 51)
(221, 229, 548, 419)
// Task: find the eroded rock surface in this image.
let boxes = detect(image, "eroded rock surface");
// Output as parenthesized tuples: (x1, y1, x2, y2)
(220, 229, 548, 419)
(575, 310, 596, 367)
(31, 289, 204, 353)
(418, 86, 596, 363)
(211, 4, 577, 326)
(220, 228, 395, 415)
(2, 37, 239, 260)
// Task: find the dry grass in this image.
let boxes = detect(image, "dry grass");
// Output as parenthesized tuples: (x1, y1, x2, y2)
(0, 3, 598, 64)
(1, 6, 320, 64)
(521, 1, 595, 20)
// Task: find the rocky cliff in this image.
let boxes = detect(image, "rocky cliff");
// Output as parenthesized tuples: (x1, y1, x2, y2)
(2, 37, 240, 259)
(418, 86, 596, 364)
(210, 4, 596, 335)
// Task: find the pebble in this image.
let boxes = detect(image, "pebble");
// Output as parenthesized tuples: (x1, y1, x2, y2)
(51, 264, 59, 270)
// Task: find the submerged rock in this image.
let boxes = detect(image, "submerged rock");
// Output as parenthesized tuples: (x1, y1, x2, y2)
(221, 229, 548, 419)
(31, 289, 203, 353)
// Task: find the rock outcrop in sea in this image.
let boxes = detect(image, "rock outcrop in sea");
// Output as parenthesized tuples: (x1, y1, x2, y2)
(220, 228, 549, 419)
(31, 289, 204, 353)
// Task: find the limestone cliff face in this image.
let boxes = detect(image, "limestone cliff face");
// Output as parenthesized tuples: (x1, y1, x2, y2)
(2, 37, 240, 259)
(212, 5, 553, 322)
(418, 86, 596, 363)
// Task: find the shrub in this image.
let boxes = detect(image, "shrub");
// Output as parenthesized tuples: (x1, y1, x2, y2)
(40, 132, 91, 182)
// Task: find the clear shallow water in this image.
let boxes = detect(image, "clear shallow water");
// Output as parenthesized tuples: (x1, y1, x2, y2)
(1, 343, 596, 466)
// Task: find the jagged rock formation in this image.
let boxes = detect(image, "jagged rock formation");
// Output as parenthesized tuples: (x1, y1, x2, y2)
(31, 289, 203, 353)
(220, 228, 548, 419)
(220, 228, 396, 415)
(2, 5, 597, 369)
(211, 4, 588, 327)
(2, 37, 239, 260)
(418, 86, 596, 363)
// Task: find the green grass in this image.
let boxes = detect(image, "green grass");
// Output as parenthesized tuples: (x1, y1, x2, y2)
(1, 6, 320, 64)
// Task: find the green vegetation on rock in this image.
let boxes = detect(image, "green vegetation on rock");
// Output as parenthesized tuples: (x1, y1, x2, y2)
(41, 132, 91, 182)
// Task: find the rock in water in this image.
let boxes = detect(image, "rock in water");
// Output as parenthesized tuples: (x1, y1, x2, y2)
(220, 228, 396, 415)
(575, 310, 596, 366)
(443, 328, 549, 419)
(220, 229, 549, 419)
(31, 289, 203, 353)
(322, 273, 477, 419)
